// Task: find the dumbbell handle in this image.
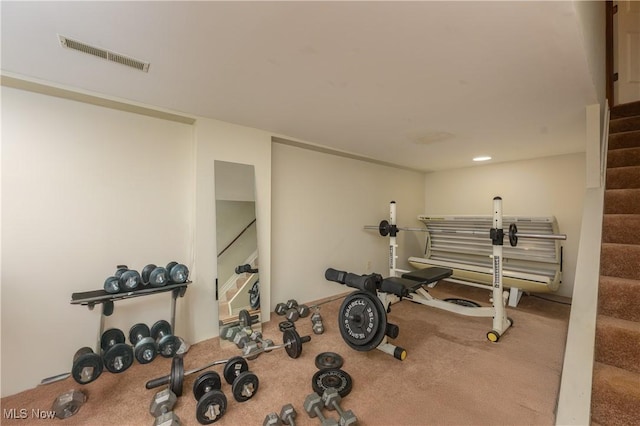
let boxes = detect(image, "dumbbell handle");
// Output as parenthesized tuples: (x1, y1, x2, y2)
(145, 342, 295, 389)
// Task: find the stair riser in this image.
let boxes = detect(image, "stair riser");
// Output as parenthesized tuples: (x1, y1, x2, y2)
(602, 215, 640, 244)
(606, 166, 640, 189)
(598, 277, 640, 322)
(604, 189, 640, 214)
(600, 244, 640, 280)
(610, 116, 640, 134)
(594, 323, 640, 374)
(607, 147, 640, 168)
(610, 100, 640, 119)
(591, 375, 640, 426)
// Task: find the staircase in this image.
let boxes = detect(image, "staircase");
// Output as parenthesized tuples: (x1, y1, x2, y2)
(590, 100, 640, 425)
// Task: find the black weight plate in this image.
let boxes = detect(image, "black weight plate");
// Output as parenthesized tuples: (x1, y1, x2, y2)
(129, 323, 150, 344)
(103, 276, 120, 293)
(119, 269, 141, 291)
(338, 291, 387, 351)
(231, 371, 259, 402)
(141, 264, 157, 284)
(222, 356, 248, 385)
(249, 281, 260, 309)
(278, 321, 295, 332)
(149, 267, 169, 287)
(103, 343, 133, 373)
(170, 355, 184, 397)
(195, 390, 227, 424)
(73, 347, 93, 363)
(100, 328, 125, 351)
(315, 352, 344, 370)
(133, 337, 158, 364)
(312, 369, 353, 398)
(238, 309, 251, 328)
(193, 371, 222, 401)
(166, 261, 178, 276)
(71, 352, 103, 384)
(150, 320, 172, 340)
(443, 298, 481, 308)
(283, 328, 303, 359)
(509, 223, 518, 247)
(169, 264, 189, 284)
(114, 267, 128, 279)
(158, 335, 181, 358)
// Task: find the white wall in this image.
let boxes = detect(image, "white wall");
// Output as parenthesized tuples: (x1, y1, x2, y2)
(1, 87, 195, 396)
(271, 142, 426, 306)
(422, 153, 586, 299)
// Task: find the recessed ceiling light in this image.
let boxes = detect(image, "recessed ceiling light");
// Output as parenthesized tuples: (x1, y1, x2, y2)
(473, 156, 492, 162)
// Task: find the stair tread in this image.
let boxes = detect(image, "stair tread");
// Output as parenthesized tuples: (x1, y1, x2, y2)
(610, 116, 640, 134)
(610, 100, 640, 119)
(591, 361, 640, 426)
(596, 314, 640, 330)
(599, 275, 640, 322)
(592, 362, 640, 393)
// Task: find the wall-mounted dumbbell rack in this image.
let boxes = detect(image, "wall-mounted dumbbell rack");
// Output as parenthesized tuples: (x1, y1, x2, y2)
(71, 281, 191, 356)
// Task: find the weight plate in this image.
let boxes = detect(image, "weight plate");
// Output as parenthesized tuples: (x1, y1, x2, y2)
(378, 219, 390, 237)
(149, 267, 169, 287)
(103, 343, 133, 373)
(166, 261, 178, 275)
(315, 352, 344, 370)
(133, 337, 158, 364)
(443, 298, 481, 308)
(231, 371, 259, 402)
(119, 269, 141, 291)
(170, 355, 184, 397)
(103, 276, 120, 293)
(509, 223, 518, 247)
(129, 323, 150, 344)
(73, 347, 93, 363)
(249, 281, 260, 309)
(158, 335, 180, 358)
(312, 369, 353, 398)
(141, 264, 157, 284)
(71, 351, 103, 384)
(114, 267, 128, 279)
(278, 321, 295, 332)
(169, 264, 189, 284)
(283, 328, 303, 359)
(223, 356, 248, 385)
(238, 309, 251, 328)
(150, 320, 172, 340)
(338, 291, 387, 351)
(193, 371, 222, 401)
(195, 390, 227, 424)
(100, 328, 125, 351)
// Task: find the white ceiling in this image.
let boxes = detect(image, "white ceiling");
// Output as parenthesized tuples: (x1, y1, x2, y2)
(1, 1, 599, 172)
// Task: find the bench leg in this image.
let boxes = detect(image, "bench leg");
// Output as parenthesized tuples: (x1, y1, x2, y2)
(508, 287, 523, 307)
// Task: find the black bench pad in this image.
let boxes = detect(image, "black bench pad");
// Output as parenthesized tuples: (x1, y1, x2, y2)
(401, 267, 453, 284)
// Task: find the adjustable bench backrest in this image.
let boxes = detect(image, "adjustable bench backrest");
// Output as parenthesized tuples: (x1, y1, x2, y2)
(407, 215, 563, 294)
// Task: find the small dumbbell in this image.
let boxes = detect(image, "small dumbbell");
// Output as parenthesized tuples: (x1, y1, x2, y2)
(129, 323, 158, 364)
(155, 411, 181, 426)
(311, 312, 324, 335)
(104, 265, 141, 293)
(149, 388, 177, 418)
(249, 331, 274, 350)
(166, 261, 189, 284)
(71, 347, 103, 384)
(233, 328, 251, 349)
(275, 303, 288, 316)
(222, 357, 260, 402)
(142, 264, 169, 287)
(322, 387, 357, 425)
(304, 393, 338, 426)
(192, 371, 228, 424)
(101, 328, 134, 373)
(286, 308, 300, 322)
(280, 404, 297, 426)
(264, 413, 282, 426)
(297, 304, 310, 318)
(151, 320, 181, 358)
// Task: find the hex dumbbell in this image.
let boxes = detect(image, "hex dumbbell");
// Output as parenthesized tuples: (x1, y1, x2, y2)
(264, 413, 282, 426)
(101, 328, 134, 373)
(149, 388, 180, 426)
(322, 387, 357, 425)
(129, 323, 158, 364)
(280, 404, 297, 426)
(304, 393, 338, 426)
(193, 371, 228, 424)
(71, 347, 103, 384)
(151, 320, 181, 358)
(311, 312, 324, 335)
(222, 357, 260, 402)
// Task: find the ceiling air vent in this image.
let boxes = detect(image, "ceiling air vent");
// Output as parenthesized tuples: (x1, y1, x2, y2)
(58, 35, 150, 72)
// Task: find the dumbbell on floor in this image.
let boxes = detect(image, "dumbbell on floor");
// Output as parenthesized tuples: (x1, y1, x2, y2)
(311, 311, 324, 335)
(322, 387, 357, 425)
(129, 323, 158, 364)
(149, 388, 180, 426)
(304, 393, 339, 426)
(222, 357, 260, 402)
(101, 328, 134, 373)
(151, 320, 181, 358)
(71, 347, 103, 384)
(280, 404, 297, 426)
(193, 371, 227, 424)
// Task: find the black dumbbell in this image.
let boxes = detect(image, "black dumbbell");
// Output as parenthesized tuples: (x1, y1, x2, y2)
(129, 323, 158, 364)
(275, 303, 288, 316)
(71, 347, 103, 384)
(166, 261, 189, 284)
(222, 357, 260, 402)
(150, 320, 181, 358)
(141, 264, 169, 287)
(193, 372, 227, 425)
(100, 328, 134, 373)
(104, 265, 141, 293)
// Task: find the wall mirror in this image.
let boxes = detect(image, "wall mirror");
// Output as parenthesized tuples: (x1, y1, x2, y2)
(215, 160, 261, 345)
